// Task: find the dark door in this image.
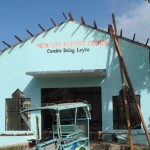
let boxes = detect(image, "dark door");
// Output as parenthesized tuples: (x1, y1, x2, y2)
(41, 87, 102, 140)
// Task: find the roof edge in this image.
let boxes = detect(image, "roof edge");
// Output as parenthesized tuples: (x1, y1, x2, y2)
(0, 19, 149, 54)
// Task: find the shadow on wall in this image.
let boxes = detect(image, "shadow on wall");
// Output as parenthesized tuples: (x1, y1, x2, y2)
(102, 36, 150, 131)
(83, 26, 109, 42)
(20, 23, 150, 132)
(105, 35, 150, 93)
(122, 44, 150, 94)
(23, 76, 105, 105)
(23, 78, 41, 104)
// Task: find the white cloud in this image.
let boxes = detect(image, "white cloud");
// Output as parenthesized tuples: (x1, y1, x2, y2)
(116, 2, 150, 45)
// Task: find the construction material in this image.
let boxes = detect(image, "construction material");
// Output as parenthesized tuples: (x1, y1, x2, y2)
(93, 20, 97, 29)
(81, 16, 86, 24)
(14, 35, 22, 42)
(112, 13, 134, 150)
(2, 41, 11, 48)
(38, 24, 45, 31)
(62, 12, 67, 20)
(68, 12, 74, 21)
(26, 29, 34, 37)
(109, 13, 150, 146)
(50, 18, 56, 26)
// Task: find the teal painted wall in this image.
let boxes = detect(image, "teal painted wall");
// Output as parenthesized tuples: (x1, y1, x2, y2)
(0, 21, 149, 146)
(101, 38, 150, 145)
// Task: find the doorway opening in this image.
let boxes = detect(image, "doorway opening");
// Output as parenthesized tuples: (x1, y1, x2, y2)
(41, 87, 102, 140)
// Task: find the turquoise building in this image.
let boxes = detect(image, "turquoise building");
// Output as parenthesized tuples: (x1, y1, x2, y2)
(0, 19, 150, 147)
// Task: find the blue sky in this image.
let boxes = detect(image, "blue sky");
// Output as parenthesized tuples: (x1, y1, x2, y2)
(0, 0, 149, 50)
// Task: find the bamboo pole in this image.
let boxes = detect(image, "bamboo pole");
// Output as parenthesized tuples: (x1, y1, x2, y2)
(109, 24, 150, 145)
(111, 14, 150, 145)
(118, 44, 134, 150)
(112, 13, 117, 35)
(112, 13, 134, 149)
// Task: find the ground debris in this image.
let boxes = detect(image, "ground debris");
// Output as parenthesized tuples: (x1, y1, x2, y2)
(90, 142, 150, 150)
(0, 144, 28, 150)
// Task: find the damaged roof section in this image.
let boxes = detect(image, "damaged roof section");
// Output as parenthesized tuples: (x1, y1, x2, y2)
(0, 12, 149, 54)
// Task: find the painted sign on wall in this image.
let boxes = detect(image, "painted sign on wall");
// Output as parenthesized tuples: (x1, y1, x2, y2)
(37, 40, 108, 54)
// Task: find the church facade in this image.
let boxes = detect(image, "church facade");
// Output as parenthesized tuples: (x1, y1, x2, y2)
(0, 20, 150, 146)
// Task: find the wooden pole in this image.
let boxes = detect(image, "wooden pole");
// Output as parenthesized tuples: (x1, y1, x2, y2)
(50, 18, 56, 26)
(112, 13, 117, 35)
(146, 38, 149, 45)
(81, 16, 85, 24)
(68, 12, 74, 21)
(62, 12, 67, 20)
(36, 116, 40, 140)
(38, 24, 45, 31)
(110, 14, 150, 145)
(117, 42, 133, 149)
(2, 41, 11, 48)
(120, 29, 122, 37)
(93, 20, 97, 29)
(14, 35, 22, 42)
(117, 42, 134, 150)
(133, 34, 136, 41)
(112, 13, 134, 149)
(26, 29, 34, 37)
(109, 25, 150, 145)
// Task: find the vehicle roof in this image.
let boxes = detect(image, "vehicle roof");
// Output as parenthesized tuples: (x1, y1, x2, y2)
(20, 102, 90, 113)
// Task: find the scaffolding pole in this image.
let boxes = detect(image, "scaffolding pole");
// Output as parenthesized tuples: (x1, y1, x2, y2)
(109, 14, 150, 145)
(111, 13, 134, 150)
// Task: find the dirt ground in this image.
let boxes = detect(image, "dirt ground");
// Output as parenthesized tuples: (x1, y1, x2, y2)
(0, 142, 150, 150)
(90, 142, 150, 150)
